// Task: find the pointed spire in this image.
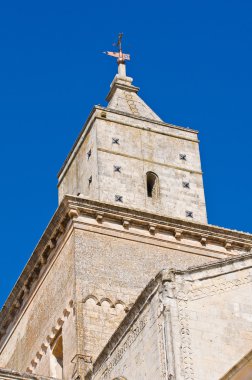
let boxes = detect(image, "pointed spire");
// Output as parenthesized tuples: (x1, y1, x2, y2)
(104, 34, 162, 121)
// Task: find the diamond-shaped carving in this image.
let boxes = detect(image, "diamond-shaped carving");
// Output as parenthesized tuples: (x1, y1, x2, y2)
(115, 195, 123, 202)
(186, 210, 193, 218)
(114, 165, 121, 173)
(183, 182, 190, 189)
(112, 138, 120, 144)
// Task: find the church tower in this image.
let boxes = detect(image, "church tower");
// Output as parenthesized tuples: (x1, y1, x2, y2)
(58, 42, 207, 223)
(0, 37, 250, 380)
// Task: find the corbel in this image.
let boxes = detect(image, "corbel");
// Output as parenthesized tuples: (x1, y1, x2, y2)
(174, 229, 183, 240)
(41, 343, 48, 353)
(36, 352, 42, 360)
(48, 238, 56, 249)
(14, 300, 21, 309)
(63, 308, 70, 318)
(122, 218, 130, 229)
(149, 224, 156, 235)
(96, 213, 104, 223)
(40, 254, 47, 266)
(200, 236, 207, 246)
(57, 222, 65, 234)
(225, 240, 232, 251)
(69, 209, 79, 219)
(31, 359, 37, 368)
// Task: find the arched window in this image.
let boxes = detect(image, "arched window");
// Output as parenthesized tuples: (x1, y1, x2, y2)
(146, 172, 159, 199)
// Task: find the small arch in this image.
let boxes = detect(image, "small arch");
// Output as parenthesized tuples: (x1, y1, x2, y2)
(99, 297, 114, 308)
(83, 295, 99, 305)
(146, 172, 159, 199)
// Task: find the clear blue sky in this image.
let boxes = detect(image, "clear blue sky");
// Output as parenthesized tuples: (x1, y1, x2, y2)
(0, 0, 251, 307)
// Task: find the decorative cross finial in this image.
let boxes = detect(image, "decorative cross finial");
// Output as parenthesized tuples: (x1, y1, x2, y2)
(103, 33, 130, 76)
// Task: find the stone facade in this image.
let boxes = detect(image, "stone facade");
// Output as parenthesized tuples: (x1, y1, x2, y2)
(0, 196, 251, 378)
(0, 61, 251, 380)
(88, 253, 252, 380)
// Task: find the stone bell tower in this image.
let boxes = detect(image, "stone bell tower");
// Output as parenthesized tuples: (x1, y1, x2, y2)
(2, 37, 248, 380)
(58, 40, 207, 224)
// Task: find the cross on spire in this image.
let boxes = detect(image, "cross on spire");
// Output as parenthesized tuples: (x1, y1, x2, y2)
(104, 33, 130, 76)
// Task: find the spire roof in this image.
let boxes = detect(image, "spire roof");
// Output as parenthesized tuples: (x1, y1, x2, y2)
(106, 69, 162, 121)
(104, 33, 162, 121)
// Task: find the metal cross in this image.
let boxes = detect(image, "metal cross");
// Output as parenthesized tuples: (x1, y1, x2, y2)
(104, 33, 130, 64)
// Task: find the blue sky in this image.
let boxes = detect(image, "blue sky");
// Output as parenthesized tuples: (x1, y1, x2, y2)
(0, 0, 251, 307)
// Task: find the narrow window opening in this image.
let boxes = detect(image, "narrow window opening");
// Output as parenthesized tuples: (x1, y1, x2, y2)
(50, 334, 63, 379)
(146, 172, 159, 199)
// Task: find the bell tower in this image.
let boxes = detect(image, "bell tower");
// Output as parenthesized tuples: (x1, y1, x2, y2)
(58, 35, 207, 223)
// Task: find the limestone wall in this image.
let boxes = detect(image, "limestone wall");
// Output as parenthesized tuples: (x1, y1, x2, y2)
(74, 225, 215, 365)
(178, 268, 252, 379)
(58, 125, 98, 203)
(58, 106, 207, 224)
(96, 116, 207, 223)
(91, 292, 163, 380)
(0, 234, 76, 379)
(88, 255, 252, 380)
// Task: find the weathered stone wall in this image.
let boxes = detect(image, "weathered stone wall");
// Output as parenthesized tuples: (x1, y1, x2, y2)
(74, 225, 216, 365)
(180, 268, 252, 379)
(97, 114, 206, 223)
(0, 233, 76, 378)
(58, 125, 98, 203)
(58, 106, 207, 224)
(87, 255, 252, 380)
(92, 292, 162, 380)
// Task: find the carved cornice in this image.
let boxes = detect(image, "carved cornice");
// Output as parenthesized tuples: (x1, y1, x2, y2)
(0, 201, 72, 345)
(0, 195, 252, 349)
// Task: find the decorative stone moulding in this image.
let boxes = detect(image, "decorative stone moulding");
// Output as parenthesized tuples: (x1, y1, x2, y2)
(83, 294, 131, 313)
(0, 212, 71, 344)
(1, 196, 252, 347)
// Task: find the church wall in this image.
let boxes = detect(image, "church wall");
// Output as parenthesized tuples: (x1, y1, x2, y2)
(58, 125, 99, 203)
(0, 233, 76, 378)
(183, 269, 252, 380)
(91, 291, 163, 380)
(96, 118, 207, 223)
(74, 226, 216, 363)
